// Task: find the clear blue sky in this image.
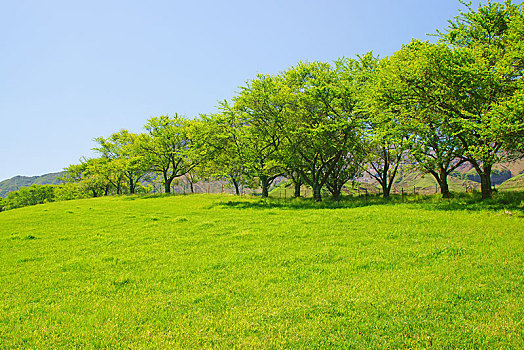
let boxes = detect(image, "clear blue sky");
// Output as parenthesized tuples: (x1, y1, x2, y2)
(0, 0, 510, 180)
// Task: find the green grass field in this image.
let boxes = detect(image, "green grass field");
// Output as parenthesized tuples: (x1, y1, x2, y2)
(1, 194, 523, 349)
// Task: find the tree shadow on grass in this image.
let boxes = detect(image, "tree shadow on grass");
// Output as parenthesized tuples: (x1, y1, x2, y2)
(417, 191, 524, 215)
(214, 195, 400, 211)
(214, 191, 524, 215)
(121, 193, 182, 200)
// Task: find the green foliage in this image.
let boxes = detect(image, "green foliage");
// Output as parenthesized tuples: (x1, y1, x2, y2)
(195, 113, 250, 195)
(279, 60, 364, 201)
(94, 129, 149, 194)
(54, 182, 90, 201)
(435, 0, 524, 198)
(4, 184, 56, 210)
(141, 114, 197, 193)
(369, 41, 468, 197)
(228, 73, 288, 197)
(62, 158, 111, 197)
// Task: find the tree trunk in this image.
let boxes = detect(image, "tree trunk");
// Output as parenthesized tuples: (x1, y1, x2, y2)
(231, 178, 240, 195)
(260, 175, 269, 198)
(436, 168, 451, 198)
(381, 182, 390, 198)
(92, 189, 98, 197)
(294, 181, 301, 197)
(164, 174, 172, 194)
(480, 172, 492, 199)
(440, 178, 451, 198)
(312, 183, 322, 202)
(189, 182, 194, 194)
(129, 178, 136, 194)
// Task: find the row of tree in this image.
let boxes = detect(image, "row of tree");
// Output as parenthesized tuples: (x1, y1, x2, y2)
(64, 1, 524, 201)
(0, 183, 89, 211)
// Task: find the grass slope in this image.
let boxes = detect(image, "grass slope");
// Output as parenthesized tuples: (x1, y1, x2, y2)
(499, 173, 524, 192)
(1, 194, 523, 349)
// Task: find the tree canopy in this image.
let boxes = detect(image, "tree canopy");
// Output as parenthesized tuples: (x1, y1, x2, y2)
(58, 1, 523, 201)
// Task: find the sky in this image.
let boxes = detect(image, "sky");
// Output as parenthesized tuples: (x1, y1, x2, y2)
(0, 0, 511, 181)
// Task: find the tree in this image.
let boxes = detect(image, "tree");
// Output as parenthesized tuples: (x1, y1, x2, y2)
(62, 158, 110, 197)
(5, 185, 56, 210)
(369, 41, 467, 198)
(365, 134, 407, 198)
(279, 61, 362, 201)
(324, 148, 365, 199)
(285, 168, 304, 198)
(351, 53, 408, 198)
(141, 115, 196, 193)
(226, 74, 289, 197)
(434, 0, 524, 198)
(94, 130, 149, 194)
(194, 113, 249, 195)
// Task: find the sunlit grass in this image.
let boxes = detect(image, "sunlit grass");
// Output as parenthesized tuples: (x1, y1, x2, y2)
(0, 194, 523, 348)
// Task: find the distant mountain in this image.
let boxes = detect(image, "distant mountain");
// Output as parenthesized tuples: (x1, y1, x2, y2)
(0, 172, 64, 198)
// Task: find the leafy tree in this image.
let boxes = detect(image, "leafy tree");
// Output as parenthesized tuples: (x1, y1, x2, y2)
(62, 158, 111, 197)
(324, 148, 365, 199)
(369, 41, 467, 198)
(280, 61, 361, 201)
(54, 182, 88, 201)
(223, 76, 288, 197)
(183, 170, 199, 194)
(141, 115, 196, 193)
(228, 74, 290, 197)
(5, 184, 56, 210)
(434, 0, 524, 198)
(195, 113, 249, 195)
(94, 130, 149, 194)
(285, 168, 304, 198)
(364, 134, 408, 198)
(351, 53, 407, 198)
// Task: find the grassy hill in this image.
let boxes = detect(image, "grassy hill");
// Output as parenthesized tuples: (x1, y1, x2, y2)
(1, 194, 523, 348)
(0, 172, 64, 198)
(498, 173, 524, 192)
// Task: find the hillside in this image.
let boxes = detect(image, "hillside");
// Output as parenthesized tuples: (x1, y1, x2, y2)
(499, 173, 524, 192)
(0, 172, 64, 197)
(0, 194, 523, 348)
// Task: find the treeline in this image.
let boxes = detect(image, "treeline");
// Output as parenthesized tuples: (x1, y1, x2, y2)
(5, 1, 522, 211)
(0, 183, 83, 211)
